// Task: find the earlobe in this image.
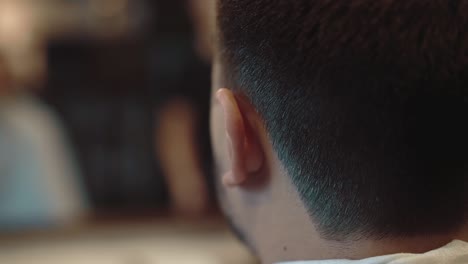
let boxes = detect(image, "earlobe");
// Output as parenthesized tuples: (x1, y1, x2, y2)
(216, 88, 264, 187)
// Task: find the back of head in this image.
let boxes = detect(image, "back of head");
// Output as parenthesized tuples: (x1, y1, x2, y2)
(218, 0, 468, 240)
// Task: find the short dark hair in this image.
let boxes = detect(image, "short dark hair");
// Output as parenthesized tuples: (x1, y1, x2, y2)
(218, 0, 468, 240)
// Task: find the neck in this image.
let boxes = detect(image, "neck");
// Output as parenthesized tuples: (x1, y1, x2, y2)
(256, 171, 468, 263)
(260, 197, 468, 263)
(252, 140, 468, 263)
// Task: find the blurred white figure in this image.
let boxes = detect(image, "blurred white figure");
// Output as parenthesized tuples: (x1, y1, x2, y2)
(0, 0, 87, 230)
(0, 91, 87, 229)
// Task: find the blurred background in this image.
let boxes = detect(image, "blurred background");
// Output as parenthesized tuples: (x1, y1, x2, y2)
(0, 0, 256, 263)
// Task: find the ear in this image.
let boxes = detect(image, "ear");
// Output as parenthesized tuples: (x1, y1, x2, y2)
(216, 88, 264, 187)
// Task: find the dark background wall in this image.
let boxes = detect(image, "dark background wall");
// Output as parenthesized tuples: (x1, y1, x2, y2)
(42, 0, 212, 212)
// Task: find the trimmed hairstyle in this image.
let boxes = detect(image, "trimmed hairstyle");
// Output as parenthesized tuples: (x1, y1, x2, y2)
(218, 0, 468, 240)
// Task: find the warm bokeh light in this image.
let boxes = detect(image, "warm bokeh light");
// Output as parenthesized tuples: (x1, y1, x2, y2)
(0, 0, 36, 47)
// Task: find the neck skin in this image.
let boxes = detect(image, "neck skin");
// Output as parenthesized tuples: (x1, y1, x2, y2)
(253, 170, 468, 264)
(248, 131, 468, 264)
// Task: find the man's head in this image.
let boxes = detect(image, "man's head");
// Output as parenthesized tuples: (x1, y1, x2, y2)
(210, 0, 468, 261)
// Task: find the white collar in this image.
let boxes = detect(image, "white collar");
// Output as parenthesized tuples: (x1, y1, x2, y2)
(277, 240, 468, 264)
